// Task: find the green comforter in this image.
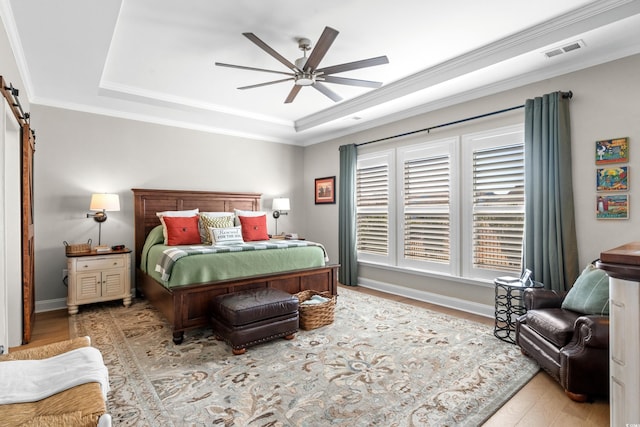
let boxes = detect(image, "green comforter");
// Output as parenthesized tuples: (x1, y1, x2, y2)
(141, 226, 327, 288)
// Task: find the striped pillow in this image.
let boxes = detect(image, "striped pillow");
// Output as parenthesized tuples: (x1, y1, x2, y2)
(199, 213, 234, 244)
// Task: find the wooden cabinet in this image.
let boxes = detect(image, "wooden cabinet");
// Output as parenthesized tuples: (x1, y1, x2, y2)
(597, 242, 640, 427)
(67, 249, 132, 315)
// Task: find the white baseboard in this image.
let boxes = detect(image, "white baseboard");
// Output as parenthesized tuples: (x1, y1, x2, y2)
(36, 298, 67, 313)
(357, 277, 495, 319)
(37, 284, 495, 318)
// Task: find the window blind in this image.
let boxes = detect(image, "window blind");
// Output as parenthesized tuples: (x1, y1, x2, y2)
(356, 163, 389, 255)
(471, 144, 524, 271)
(403, 155, 450, 263)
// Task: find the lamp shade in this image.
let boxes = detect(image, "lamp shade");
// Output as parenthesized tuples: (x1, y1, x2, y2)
(89, 193, 120, 211)
(272, 198, 290, 211)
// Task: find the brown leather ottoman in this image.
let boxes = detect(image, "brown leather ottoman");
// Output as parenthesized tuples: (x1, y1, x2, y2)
(211, 288, 299, 355)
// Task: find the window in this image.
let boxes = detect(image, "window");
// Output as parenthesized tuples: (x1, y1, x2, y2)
(356, 125, 524, 281)
(462, 126, 525, 280)
(356, 150, 394, 264)
(397, 139, 458, 274)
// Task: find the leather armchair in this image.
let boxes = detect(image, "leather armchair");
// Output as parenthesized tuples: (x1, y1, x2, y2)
(515, 287, 609, 402)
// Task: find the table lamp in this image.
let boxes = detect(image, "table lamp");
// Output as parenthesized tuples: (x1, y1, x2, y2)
(272, 197, 290, 236)
(87, 193, 120, 247)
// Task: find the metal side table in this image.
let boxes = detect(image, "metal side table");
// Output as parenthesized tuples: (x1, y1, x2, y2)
(493, 279, 543, 344)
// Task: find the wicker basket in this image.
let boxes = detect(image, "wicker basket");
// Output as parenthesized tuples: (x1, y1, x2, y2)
(64, 239, 92, 255)
(294, 290, 337, 330)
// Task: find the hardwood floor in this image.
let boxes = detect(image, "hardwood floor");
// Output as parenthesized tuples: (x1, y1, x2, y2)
(10, 286, 610, 426)
(9, 309, 70, 352)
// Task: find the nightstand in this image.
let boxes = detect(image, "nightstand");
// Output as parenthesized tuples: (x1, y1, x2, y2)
(66, 248, 132, 315)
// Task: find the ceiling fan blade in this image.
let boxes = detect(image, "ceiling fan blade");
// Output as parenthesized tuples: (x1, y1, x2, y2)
(322, 76, 383, 88)
(284, 85, 302, 104)
(303, 26, 339, 72)
(243, 32, 298, 71)
(313, 82, 343, 102)
(317, 55, 389, 75)
(215, 62, 294, 77)
(238, 78, 294, 90)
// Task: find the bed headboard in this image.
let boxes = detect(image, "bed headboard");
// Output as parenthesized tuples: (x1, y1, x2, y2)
(131, 188, 261, 266)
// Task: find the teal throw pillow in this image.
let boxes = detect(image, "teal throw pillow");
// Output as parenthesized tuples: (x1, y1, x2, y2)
(561, 264, 609, 315)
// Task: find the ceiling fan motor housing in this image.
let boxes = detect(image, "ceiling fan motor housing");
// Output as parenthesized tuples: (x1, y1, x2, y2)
(297, 38, 311, 51)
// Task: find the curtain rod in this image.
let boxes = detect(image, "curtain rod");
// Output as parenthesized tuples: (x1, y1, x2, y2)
(356, 90, 573, 147)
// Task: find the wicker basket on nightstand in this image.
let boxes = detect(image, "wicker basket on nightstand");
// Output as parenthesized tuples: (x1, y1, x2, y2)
(64, 239, 92, 255)
(294, 290, 337, 330)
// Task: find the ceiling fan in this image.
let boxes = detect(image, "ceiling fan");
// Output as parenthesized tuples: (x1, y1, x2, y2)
(215, 26, 389, 104)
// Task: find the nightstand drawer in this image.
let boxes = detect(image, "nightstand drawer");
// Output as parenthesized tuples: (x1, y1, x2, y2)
(76, 256, 125, 271)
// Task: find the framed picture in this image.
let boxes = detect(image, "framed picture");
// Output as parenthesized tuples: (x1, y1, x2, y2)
(596, 137, 629, 165)
(315, 176, 336, 204)
(596, 194, 629, 219)
(596, 166, 628, 191)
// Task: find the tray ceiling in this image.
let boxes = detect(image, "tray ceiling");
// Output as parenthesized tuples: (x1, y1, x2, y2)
(4, 0, 640, 145)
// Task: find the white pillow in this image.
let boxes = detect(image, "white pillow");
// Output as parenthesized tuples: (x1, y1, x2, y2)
(210, 226, 244, 245)
(233, 209, 266, 226)
(156, 209, 199, 244)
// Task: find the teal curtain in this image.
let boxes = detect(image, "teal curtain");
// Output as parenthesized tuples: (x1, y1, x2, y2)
(338, 144, 358, 286)
(524, 92, 579, 291)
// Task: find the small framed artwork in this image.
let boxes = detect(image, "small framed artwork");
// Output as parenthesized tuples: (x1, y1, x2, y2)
(596, 137, 629, 165)
(596, 166, 628, 191)
(596, 194, 629, 219)
(315, 176, 336, 204)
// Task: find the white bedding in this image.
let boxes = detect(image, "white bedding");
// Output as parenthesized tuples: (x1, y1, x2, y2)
(0, 346, 110, 404)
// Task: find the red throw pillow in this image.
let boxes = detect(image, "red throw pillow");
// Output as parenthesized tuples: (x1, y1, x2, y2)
(238, 215, 269, 241)
(163, 215, 201, 245)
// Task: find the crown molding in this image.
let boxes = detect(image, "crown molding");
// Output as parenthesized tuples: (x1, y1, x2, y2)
(299, 42, 640, 147)
(295, 0, 640, 133)
(0, 0, 35, 100)
(30, 95, 299, 145)
(98, 80, 293, 127)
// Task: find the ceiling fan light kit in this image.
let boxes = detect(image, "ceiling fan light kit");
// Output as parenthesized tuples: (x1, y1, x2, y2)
(215, 26, 388, 103)
(295, 74, 315, 86)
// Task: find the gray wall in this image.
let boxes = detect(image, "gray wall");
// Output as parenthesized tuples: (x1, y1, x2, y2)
(305, 54, 640, 314)
(30, 106, 305, 309)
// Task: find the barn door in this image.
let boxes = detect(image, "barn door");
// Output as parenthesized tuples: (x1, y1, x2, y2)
(22, 124, 35, 343)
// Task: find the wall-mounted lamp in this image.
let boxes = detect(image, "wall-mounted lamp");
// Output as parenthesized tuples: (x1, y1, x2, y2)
(86, 193, 120, 246)
(272, 197, 290, 236)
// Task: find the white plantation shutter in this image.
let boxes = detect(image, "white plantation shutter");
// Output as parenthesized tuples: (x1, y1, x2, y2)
(471, 143, 524, 271)
(356, 124, 524, 282)
(356, 151, 393, 263)
(403, 155, 450, 263)
(398, 139, 457, 273)
(462, 125, 525, 279)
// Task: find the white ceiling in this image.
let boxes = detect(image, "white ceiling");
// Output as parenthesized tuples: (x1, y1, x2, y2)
(3, 0, 640, 145)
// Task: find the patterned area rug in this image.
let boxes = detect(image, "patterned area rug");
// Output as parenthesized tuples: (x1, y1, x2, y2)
(70, 287, 538, 426)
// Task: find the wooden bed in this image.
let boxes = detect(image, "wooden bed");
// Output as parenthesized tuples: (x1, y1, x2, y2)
(132, 188, 339, 344)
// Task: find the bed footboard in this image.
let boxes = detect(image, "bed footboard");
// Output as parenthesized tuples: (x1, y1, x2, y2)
(137, 264, 339, 344)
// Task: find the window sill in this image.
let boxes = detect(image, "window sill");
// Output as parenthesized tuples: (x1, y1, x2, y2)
(357, 260, 495, 288)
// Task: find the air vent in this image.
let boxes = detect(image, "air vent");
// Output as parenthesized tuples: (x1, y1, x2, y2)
(545, 49, 564, 58)
(543, 40, 585, 59)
